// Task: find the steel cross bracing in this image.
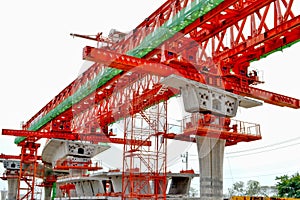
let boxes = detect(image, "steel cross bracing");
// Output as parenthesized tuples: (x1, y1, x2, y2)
(71, 73, 173, 132)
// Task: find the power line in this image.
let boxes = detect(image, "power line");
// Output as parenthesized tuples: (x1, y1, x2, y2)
(226, 142, 300, 158)
(226, 136, 300, 155)
(224, 169, 298, 180)
(226, 157, 235, 185)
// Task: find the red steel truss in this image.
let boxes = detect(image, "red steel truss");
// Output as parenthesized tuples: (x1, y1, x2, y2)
(83, 47, 300, 109)
(21, 0, 300, 133)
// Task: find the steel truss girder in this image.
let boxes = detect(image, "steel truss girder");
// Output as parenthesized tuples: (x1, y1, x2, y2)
(22, 62, 113, 130)
(83, 47, 300, 109)
(110, 0, 194, 54)
(72, 72, 174, 132)
(22, 0, 195, 130)
(22, 0, 300, 133)
(149, 0, 299, 66)
(22, 0, 196, 131)
(21, 0, 220, 131)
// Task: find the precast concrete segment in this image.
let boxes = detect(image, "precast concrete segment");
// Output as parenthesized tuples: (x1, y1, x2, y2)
(7, 179, 18, 200)
(111, 176, 123, 193)
(42, 139, 110, 164)
(56, 176, 106, 198)
(160, 74, 262, 116)
(2, 160, 20, 170)
(168, 176, 192, 195)
(90, 180, 103, 195)
(54, 171, 200, 199)
(196, 136, 225, 200)
(69, 168, 88, 177)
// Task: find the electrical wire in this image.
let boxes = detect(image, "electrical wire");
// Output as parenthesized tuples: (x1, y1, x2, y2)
(226, 142, 300, 158)
(226, 136, 300, 155)
(224, 169, 298, 180)
(227, 157, 235, 184)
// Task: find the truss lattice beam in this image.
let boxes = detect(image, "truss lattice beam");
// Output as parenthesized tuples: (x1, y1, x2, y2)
(22, 0, 300, 135)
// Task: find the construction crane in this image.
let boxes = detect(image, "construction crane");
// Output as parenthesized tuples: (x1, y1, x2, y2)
(1, 0, 300, 199)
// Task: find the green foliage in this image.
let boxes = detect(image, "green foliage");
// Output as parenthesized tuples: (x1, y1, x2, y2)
(260, 185, 278, 197)
(234, 181, 245, 195)
(228, 181, 245, 196)
(275, 172, 300, 198)
(227, 180, 278, 197)
(246, 180, 261, 196)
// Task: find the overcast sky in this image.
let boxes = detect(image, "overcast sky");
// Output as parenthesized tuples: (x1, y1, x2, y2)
(0, 0, 299, 194)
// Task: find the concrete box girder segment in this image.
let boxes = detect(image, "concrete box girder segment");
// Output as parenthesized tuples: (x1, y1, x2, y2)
(160, 74, 262, 116)
(2, 160, 20, 170)
(42, 139, 110, 165)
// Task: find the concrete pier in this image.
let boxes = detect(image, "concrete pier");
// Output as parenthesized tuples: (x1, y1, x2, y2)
(2, 160, 20, 200)
(197, 137, 225, 200)
(161, 75, 262, 199)
(44, 186, 52, 200)
(1, 190, 7, 200)
(7, 178, 18, 200)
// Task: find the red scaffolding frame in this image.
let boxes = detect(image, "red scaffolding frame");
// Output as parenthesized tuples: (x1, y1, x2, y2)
(122, 101, 168, 199)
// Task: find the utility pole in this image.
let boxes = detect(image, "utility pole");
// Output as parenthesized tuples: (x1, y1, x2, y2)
(181, 151, 188, 170)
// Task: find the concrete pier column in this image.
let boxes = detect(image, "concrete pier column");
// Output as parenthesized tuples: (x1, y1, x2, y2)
(7, 178, 18, 200)
(1, 190, 7, 200)
(75, 182, 84, 196)
(196, 136, 225, 200)
(44, 186, 52, 200)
